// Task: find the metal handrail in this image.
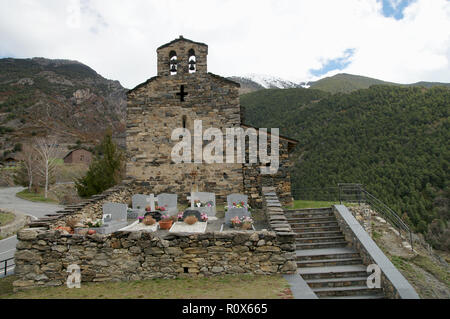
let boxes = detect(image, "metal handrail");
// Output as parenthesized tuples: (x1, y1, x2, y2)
(0, 257, 15, 277)
(291, 184, 414, 250)
(361, 189, 413, 250)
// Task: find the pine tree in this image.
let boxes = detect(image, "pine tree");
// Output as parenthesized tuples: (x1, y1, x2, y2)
(75, 130, 124, 197)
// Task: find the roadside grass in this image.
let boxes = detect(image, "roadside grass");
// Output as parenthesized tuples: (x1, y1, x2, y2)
(16, 189, 58, 204)
(0, 211, 15, 226)
(0, 274, 292, 299)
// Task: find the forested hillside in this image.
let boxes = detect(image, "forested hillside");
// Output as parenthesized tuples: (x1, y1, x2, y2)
(241, 85, 449, 249)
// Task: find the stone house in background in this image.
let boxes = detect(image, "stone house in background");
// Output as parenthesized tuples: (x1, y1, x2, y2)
(63, 149, 93, 165)
(126, 36, 297, 207)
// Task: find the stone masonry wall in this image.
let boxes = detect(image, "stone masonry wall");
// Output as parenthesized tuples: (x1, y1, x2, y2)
(13, 228, 296, 291)
(243, 139, 294, 209)
(126, 71, 243, 204)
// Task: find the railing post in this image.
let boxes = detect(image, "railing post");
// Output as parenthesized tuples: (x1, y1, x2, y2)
(338, 185, 342, 204)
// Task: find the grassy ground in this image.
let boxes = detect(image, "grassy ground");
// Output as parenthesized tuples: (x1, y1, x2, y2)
(288, 200, 338, 209)
(286, 200, 358, 210)
(0, 211, 15, 226)
(371, 217, 450, 299)
(0, 274, 293, 299)
(16, 189, 58, 204)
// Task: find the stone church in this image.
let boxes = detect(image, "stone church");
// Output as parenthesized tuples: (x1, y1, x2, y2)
(126, 36, 297, 207)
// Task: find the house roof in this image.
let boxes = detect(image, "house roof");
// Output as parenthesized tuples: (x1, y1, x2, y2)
(157, 36, 208, 50)
(63, 148, 92, 159)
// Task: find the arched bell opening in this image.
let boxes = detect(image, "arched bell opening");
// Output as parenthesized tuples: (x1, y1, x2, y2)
(188, 49, 196, 74)
(169, 50, 178, 75)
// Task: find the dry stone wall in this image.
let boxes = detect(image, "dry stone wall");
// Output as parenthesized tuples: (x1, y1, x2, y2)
(13, 228, 296, 291)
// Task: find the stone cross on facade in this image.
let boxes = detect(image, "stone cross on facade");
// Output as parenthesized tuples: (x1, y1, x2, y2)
(176, 85, 188, 102)
(147, 194, 157, 211)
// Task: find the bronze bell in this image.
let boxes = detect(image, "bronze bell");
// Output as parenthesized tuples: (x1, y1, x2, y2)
(189, 60, 196, 71)
(170, 64, 177, 72)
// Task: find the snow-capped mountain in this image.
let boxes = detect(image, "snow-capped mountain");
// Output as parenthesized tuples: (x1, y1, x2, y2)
(233, 74, 303, 89)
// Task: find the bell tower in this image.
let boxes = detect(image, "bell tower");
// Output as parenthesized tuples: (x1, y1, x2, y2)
(156, 35, 208, 77)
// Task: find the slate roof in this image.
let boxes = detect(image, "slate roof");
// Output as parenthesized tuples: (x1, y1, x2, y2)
(157, 36, 208, 50)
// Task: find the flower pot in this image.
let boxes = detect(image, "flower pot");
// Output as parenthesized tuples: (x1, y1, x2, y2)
(159, 219, 173, 230)
(87, 229, 96, 235)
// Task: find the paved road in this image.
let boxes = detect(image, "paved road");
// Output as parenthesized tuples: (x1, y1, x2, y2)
(0, 187, 63, 271)
(0, 187, 63, 220)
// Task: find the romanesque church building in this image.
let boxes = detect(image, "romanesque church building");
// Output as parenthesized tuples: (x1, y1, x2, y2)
(126, 36, 297, 207)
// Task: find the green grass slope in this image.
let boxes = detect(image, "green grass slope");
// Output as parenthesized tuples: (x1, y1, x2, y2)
(310, 73, 397, 94)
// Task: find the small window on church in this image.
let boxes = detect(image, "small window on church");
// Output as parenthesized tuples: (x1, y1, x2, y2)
(169, 50, 177, 75)
(188, 49, 196, 74)
(182, 115, 187, 129)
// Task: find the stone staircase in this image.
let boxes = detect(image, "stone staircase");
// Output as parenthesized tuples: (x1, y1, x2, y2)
(287, 207, 385, 299)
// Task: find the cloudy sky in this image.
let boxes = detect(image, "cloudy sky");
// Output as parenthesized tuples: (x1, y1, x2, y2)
(1, 0, 449, 88)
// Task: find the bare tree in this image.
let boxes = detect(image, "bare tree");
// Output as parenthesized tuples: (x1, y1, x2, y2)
(34, 137, 60, 198)
(16, 143, 38, 191)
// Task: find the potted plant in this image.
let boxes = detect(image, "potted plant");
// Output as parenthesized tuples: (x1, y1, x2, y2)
(229, 216, 253, 230)
(230, 216, 242, 228)
(87, 220, 102, 228)
(184, 215, 198, 225)
(143, 215, 156, 226)
(156, 205, 166, 212)
(225, 202, 251, 212)
(241, 217, 254, 230)
(159, 213, 173, 230)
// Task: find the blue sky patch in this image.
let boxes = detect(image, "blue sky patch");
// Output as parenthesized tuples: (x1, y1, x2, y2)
(310, 48, 355, 77)
(379, 0, 414, 20)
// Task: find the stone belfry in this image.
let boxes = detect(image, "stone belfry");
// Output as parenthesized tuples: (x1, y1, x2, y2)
(126, 36, 244, 202)
(156, 35, 208, 76)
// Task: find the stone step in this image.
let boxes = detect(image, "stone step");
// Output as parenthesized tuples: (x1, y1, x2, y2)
(290, 221, 339, 228)
(285, 209, 334, 217)
(292, 225, 341, 233)
(299, 265, 368, 280)
(295, 231, 343, 238)
(296, 247, 360, 261)
(305, 276, 368, 288)
(287, 216, 337, 223)
(297, 257, 363, 268)
(287, 208, 333, 214)
(321, 294, 385, 299)
(313, 286, 384, 297)
(296, 241, 348, 250)
(295, 235, 345, 244)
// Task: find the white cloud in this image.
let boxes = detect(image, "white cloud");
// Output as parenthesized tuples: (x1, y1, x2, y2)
(0, 0, 449, 88)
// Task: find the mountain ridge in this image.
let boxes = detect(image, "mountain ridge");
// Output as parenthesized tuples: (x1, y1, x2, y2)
(229, 73, 450, 94)
(0, 57, 127, 158)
